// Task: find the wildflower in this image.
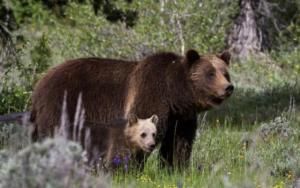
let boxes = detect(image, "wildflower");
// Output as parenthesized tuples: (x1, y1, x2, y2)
(273, 181, 284, 188)
(112, 155, 122, 166)
(139, 174, 152, 183)
(287, 171, 293, 180)
(243, 142, 247, 150)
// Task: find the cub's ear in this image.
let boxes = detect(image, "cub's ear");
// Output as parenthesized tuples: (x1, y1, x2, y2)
(150, 114, 159, 125)
(185, 49, 200, 65)
(219, 51, 231, 65)
(128, 113, 138, 126)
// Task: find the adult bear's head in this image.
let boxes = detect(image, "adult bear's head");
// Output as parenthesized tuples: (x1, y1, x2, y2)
(184, 49, 234, 110)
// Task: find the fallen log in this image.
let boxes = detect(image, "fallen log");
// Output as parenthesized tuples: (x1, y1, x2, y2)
(0, 111, 31, 124)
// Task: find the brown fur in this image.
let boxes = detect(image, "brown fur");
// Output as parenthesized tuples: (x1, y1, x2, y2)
(31, 58, 137, 140)
(30, 49, 233, 169)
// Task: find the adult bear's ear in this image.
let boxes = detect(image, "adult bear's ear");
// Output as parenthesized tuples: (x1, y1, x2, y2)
(185, 49, 200, 65)
(128, 113, 138, 126)
(150, 114, 159, 125)
(219, 51, 231, 66)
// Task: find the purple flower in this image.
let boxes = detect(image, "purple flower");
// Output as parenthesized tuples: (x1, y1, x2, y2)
(112, 155, 122, 166)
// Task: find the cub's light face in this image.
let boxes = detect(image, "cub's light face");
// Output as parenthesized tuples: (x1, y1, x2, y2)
(126, 114, 159, 153)
(136, 119, 157, 152)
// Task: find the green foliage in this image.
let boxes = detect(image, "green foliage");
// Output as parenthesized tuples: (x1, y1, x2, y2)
(272, 48, 300, 74)
(10, 0, 52, 24)
(0, 34, 52, 113)
(10, 0, 239, 62)
(27, 34, 52, 85)
(271, 0, 300, 50)
(0, 85, 29, 114)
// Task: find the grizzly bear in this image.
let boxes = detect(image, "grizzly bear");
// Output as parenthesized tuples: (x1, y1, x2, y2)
(30, 49, 233, 169)
(66, 113, 158, 171)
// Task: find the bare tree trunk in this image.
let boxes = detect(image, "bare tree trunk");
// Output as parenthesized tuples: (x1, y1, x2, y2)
(226, 0, 262, 60)
(0, 25, 11, 73)
(226, 0, 299, 60)
(0, 5, 17, 75)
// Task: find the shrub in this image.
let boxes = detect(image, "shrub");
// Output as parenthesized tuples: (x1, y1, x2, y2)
(0, 136, 109, 188)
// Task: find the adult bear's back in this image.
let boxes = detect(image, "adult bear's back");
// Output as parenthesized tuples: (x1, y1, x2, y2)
(31, 57, 137, 140)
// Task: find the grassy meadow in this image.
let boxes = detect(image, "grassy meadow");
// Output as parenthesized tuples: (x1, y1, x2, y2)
(0, 1, 300, 187)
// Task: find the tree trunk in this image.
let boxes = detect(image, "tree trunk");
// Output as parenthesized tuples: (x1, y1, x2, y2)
(0, 5, 17, 76)
(0, 24, 12, 73)
(226, 0, 299, 60)
(226, 0, 262, 60)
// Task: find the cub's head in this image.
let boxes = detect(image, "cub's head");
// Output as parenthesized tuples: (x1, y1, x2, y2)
(184, 49, 234, 110)
(124, 114, 158, 153)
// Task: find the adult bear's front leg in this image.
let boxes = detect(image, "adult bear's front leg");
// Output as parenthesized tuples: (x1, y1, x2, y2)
(159, 115, 198, 169)
(173, 116, 198, 169)
(158, 117, 177, 168)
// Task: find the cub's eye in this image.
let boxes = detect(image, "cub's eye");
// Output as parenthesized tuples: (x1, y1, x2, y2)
(141, 133, 147, 138)
(152, 133, 156, 137)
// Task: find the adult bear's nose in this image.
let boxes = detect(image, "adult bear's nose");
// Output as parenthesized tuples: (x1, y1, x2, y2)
(225, 84, 234, 95)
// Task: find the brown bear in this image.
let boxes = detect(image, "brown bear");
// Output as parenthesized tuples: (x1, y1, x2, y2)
(30, 49, 233, 169)
(65, 113, 158, 171)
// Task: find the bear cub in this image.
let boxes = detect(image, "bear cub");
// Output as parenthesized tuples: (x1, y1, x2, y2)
(70, 114, 158, 171)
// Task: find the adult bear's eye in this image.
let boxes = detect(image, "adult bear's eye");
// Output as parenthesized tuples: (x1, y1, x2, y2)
(152, 133, 156, 137)
(207, 70, 215, 79)
(141, 133, 147, 138)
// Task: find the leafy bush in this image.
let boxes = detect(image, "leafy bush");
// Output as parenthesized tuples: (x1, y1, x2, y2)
(0, 123, 30, 150)
(0, 136, 109, 188)
(258, 116, 300, 177)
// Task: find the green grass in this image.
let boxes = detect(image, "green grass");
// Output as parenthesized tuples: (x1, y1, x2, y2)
(110, 111, 300, 188)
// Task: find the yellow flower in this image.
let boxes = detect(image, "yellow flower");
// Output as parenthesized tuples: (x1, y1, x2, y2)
(273, 181, 284, 188)
(287, 171, 293, 180)
(239, 153, 244, 160)
(243, 142, 247, 150)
